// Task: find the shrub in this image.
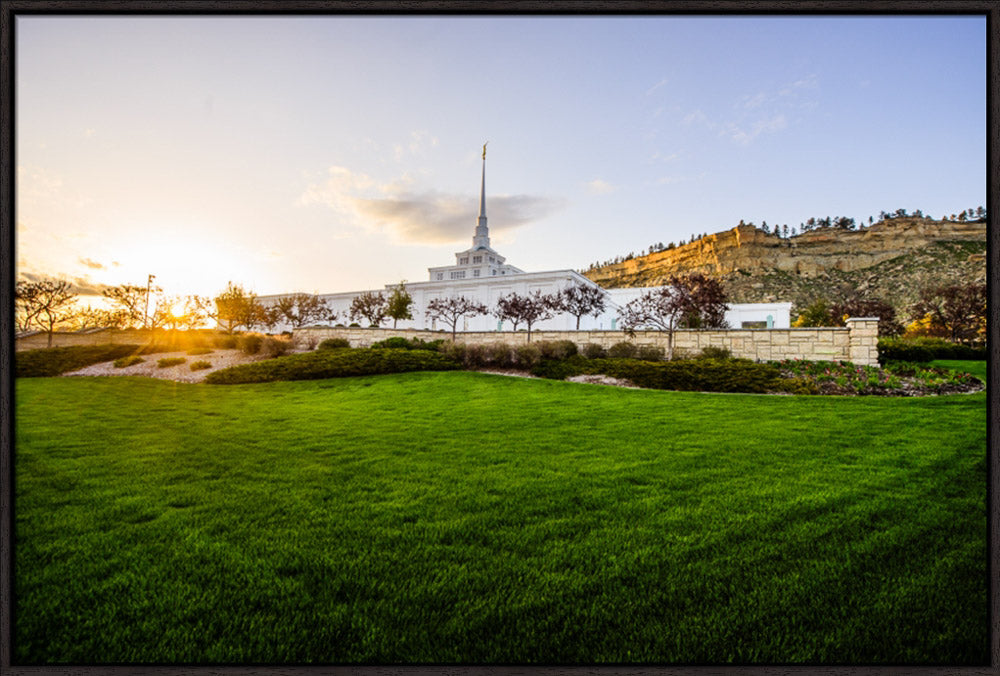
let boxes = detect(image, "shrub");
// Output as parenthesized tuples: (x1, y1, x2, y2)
(189, 360, 212, 371)
(317, 338, 351, 350)
(370, 336, 446, 352)
(213, 335, 238, 349)
(877, 336, 986, 364)
(206, 347, 459, 385)
(113, 355, 145, 369)
(157, 357, 187, 368)
(698, 346, 733, 360)
(404, 337, 445, 352)
(186, 347, 214, 356)
(483, 342, 516, 368)
(582, 343, 607, 359)
(531, 355, 588, 380)
(348, 323, 361, 328)
(532, 357, 784, 393)
(513, 343, 542, 368)
(597, 358, 783, 393)
(536, 340, 578, 360)
(607, 341, 638, 359)
(371, 336, 413, 350)
(439, 341, 468, 365)
(16, 344, 146, 378)
(237, 333, 265, 355)
(262, 336, 293, 358)
(635, 345, 665, 361)
(462, 343, 488, 368)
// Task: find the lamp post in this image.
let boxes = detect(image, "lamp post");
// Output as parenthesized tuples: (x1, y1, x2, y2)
(144, 274, 155, 329)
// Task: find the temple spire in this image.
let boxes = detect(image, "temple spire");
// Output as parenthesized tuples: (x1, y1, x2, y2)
(473, 142, 490, 248)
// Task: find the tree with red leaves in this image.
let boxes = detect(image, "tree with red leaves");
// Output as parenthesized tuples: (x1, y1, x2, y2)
(494, 290, 557, 341)
(427, 296, 488, 341)
(553, 282, 607, 330)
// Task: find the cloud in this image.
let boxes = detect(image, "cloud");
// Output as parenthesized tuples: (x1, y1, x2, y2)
(585, 179, 616, 195)
(78, 257, 106, 270)
(301, 166, 563, 245)
(723, 114, 787, 145)
(682, 109, 710, 127)
(646, 77, 669, 96)
(19, 270, 108, 296)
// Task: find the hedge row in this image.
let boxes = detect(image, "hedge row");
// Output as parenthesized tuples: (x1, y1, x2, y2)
(205, 347, 460, 384)
(878, 337, 986, 364)
(529, 355, 799, 394)
(16, 344, 149, 378)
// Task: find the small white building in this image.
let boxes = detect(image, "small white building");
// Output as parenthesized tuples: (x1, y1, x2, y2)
(259, 151, 791, 333)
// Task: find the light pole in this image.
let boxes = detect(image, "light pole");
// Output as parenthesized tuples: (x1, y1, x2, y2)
(144, 274, 155, 329)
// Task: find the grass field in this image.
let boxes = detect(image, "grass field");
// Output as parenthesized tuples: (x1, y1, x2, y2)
(14, 362, 988, 664)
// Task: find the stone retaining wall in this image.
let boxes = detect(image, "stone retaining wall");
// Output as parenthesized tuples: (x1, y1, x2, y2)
(15, 329, 216, 351)
(294, 317, 881, 365)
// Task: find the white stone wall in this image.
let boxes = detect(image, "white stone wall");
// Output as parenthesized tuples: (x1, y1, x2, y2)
(293, 317, 880, 366)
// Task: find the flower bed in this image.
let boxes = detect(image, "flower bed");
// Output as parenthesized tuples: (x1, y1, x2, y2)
(771, 359, 983, 396)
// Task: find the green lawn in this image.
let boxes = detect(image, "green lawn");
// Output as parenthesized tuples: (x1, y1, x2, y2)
(14, 367, 988, 664)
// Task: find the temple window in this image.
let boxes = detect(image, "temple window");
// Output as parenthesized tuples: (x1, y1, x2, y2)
(473, 255, 483, 264)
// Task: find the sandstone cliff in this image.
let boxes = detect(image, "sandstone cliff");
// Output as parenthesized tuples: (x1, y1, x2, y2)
(583, 217, 987, 314)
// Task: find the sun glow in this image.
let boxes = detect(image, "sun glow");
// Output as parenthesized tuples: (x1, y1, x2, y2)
(103, 230, 257, 299)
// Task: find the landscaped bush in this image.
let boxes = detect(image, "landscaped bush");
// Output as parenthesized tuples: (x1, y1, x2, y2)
(536, 340, 578, 360)
(530, 355, 589, 380)
(157, 357, 187, 368)
(16, 344, 147, 378)
(113, 355, 145, 369)
(878, 336, 986, 364)
(529, 356, 786, 394)
(317, 338, 351, 350)
(189, 360, 212, 371)
(582, 342, 607, 359)
(206, 347, 459, 384)
(186, 347, 214, 356)
(513, 343, 542, 368)
(213, 335, 239, 349)
(237, 333, 265, 355)
(607, 341, 638, 359)
(262, 336, 293, 358)
(370, 336, 414, 350)
(635, 345, 665, 361)
(371, 336, 446, 352)
(482, 342, 515, 368)
(439, 341, 468, 365)
(698, 346, 733, 360)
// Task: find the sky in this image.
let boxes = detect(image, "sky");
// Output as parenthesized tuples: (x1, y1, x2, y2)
(16, 14, 987, 301)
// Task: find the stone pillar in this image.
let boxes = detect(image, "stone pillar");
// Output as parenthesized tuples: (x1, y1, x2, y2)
(845, 317, 880, 366)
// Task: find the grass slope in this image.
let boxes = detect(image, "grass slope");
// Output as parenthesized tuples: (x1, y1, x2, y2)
(15, 370, 987, 664)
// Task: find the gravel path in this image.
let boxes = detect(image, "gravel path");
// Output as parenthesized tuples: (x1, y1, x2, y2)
(63, 348, 271, 384)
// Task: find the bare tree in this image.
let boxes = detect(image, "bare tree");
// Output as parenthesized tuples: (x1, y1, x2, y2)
(275, 293, 336, 330)
(553, 282, 607, 330)
(427, 296, 488, 341)
(16, 279, 79, 346)
(349, 291, 388, 327)
(493, 291, 556, 342)
(102, 283, 162, 329)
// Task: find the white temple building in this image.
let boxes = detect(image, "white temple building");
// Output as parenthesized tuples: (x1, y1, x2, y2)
(259, 149, 791, 333)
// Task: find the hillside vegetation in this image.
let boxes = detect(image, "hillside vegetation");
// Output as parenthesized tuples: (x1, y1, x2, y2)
(583, 217, 986, 316)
